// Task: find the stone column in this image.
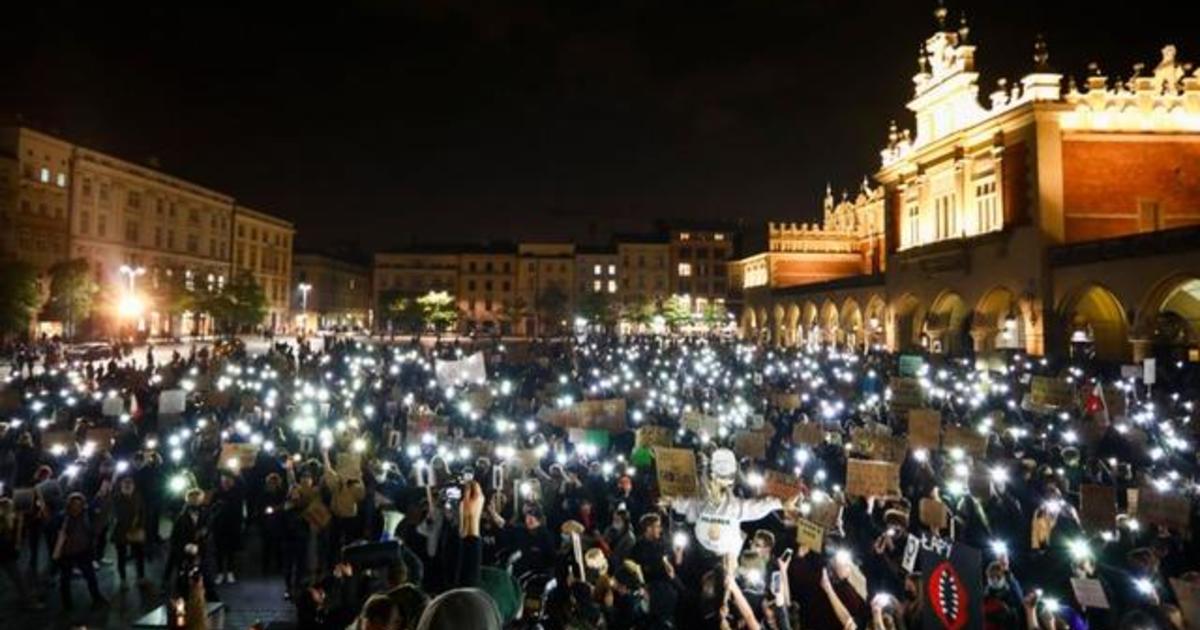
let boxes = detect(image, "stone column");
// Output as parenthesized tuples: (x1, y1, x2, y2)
(1129, 337, 1152, 363)
(970, 327, 994, 353)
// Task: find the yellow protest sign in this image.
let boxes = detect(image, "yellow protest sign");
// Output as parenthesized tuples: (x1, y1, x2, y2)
(654, 447, 699, 498)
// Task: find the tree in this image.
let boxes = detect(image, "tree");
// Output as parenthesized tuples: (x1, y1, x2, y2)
(0, 262, 41, 338)
(417, 290, 457, 332)
(503, 296, 533, 337)
(578, 291, 617, 332)
(387, 295, 424, 335)
(152, 268, 199, 323)
(662, 295, 693, 331)
(535, 284, 569, 336)
(46, 259, 98, 339)
(223, 272, 268, 333)
(701, 301, 729, 331)
(621, 296, 657, 331)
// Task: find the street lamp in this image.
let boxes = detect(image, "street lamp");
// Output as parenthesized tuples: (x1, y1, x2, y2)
(119, 264, 146, 291)
(297, 282, 312, 333)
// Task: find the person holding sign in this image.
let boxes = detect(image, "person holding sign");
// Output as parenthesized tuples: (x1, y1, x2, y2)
(669, 449, 799, 564)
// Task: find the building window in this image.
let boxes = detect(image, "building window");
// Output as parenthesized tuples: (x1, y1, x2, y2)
(155, 227, 162, 248)
(39, 167, 50, 183)
(167, 230, 175, 250)
(56, 172, 67, 187)
(607, 279, 617, 293)
(82, 179, 92, 197)
(678, 262, 693, 277)
(593, 264, 602, 275)
(935, 193, 956, 240)
(467, 280, 476, 291)
(679, 232, 691, 241)
(906, 201, 920, 247)
(714, 233, 725, 241)
(593, 280, 602, 292)
(125, 220, 139, 244)
(128, 191, 141, 209)
(98, 214, 108, 238)
(468, 261, 477, 272)
(80, 211, 90, 235)
(607, 264, 616, 275)
(975, 180, 999, 234)
(502, 281, 510, 291)
(187, 234, 198, 254)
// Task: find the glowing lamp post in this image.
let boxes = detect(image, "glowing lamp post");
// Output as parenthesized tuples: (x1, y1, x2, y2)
(117, 265, 147, 332)
(297, 282, 312, 333)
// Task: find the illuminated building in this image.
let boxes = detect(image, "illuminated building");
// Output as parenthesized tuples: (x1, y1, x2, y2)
(1, 126, 296, 337)
(457, 246, 517, 334)
(737, 8, 1200, 363)
(516, 243, 576, 336)
(292, 253, 371, 331)
(233, 206, 295, 332)
(668, 227, 735, 315)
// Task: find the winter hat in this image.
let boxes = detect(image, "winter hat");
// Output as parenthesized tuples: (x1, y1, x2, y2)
(416, 587, 502, 630)
(477, 566, 522, 624)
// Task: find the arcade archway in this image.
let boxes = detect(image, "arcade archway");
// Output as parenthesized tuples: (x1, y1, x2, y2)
(1059, 284, 1129, 362)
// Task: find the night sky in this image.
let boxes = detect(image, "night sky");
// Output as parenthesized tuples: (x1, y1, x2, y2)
(3, 1, 1196, 254)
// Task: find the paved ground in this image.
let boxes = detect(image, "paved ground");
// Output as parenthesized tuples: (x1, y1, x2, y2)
(2, 518, 296, 629)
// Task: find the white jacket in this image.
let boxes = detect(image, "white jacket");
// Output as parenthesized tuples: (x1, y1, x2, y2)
(670, 493, 781, 555)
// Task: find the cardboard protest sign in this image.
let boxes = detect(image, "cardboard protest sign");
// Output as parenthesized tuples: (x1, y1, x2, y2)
(42, 430, 75, 453)
(543, 399, 627, 433)
(1137, 486, 1191, 537)
(635, 426, 674, 449)
(86, 427, 116, 451)
(653, 447, 698, 497)
(851, 428, 908, 463)
(159, 389, 186, 415)
(336, 451, 363, 479)
(435, 352, 487, 387)
(464, 387, 493, 411)
(682, 411, 720, 436)
(206, 390, 233, 409)
(1143, 358, 1156, 385)
(1071, 577, 1111, 610)
(1169, 578, 1200, 630)
(1030, 376, 1075, 409)
(1080, 484, 1118, 532)
(734, 431, 767, 460)
(792, 422, 825, 446)
(943, 425, 988, 459)
(220, 443, 260, 470)
(1120, 364, 1142, 380)
(762, 470, 803, 500)
(771, 392, 801, 410)
(807, 497, 842, 529)
(796, 518, 825, 552)
(919, 497, 950, 530)
(101, 395, 124, 417)
(889, 377, 923, 415)
(302, 499, 332, 530)
(907, 408, 942, 449)
(846, 459, 900, 497)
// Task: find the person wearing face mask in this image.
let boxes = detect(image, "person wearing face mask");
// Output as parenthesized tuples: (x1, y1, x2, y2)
(982, 559, 1023, 630)
(604, 507, 636, 565)
(111, 475, 148, 588)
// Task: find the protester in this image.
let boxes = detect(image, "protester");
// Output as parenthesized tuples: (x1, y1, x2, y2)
(0, 332, 1196, 630)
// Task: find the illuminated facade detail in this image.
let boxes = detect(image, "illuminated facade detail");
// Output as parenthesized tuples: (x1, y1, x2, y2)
(736, 7, 1200, 364)
(292, 253, 371, 331)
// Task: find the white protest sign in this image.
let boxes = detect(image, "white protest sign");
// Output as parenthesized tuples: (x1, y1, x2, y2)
(159, 389, 186, 415)
(435, 352, 487, 387)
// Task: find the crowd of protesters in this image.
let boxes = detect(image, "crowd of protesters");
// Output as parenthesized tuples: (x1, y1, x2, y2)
(0, 331, 1197, 630)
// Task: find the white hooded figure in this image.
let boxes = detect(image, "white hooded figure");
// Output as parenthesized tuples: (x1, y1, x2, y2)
(670, 448, 785, 556)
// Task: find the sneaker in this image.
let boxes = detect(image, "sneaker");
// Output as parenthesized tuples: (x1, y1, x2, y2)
(214, 573, 225, 585)
(226, 572, 236, 584)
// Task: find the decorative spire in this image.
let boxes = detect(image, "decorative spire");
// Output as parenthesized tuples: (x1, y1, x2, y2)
(861, 176, 870, 194)
(934, 0, 948, 29)
(1032, 34, 1050, 72)
(1087, 61, 1103, 77)
(918, 43, 929, 74)
(957, 11, 970, 44)
(887, 120, 899, 146)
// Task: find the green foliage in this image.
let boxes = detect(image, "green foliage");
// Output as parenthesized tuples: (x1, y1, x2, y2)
(152, 268, 198, 318)
(0, 262, 41, 337)
(387, 295, 424, 333)
(47, 258, 98, 338)
(417, 290, 457, 331)
(577, 290, 617, 330)
(661, 295, 693, 330)
(621, 296, 657, 327)
(701, 301, 728, 329)
(221, 272, 268, 333)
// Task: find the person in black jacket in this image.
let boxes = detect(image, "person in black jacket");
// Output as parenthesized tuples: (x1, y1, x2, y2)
(212, 469, 246, 584)
(164, 488, 218, 600)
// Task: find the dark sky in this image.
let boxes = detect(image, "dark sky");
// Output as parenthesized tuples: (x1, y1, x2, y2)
(3, 1, 1196, 254)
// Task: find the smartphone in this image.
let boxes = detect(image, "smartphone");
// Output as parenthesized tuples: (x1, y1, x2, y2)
(781, 548, 794, 563)
(770, 571, 782, 595)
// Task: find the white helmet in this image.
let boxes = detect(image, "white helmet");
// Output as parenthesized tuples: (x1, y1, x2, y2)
(710, 448, 738, 480)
